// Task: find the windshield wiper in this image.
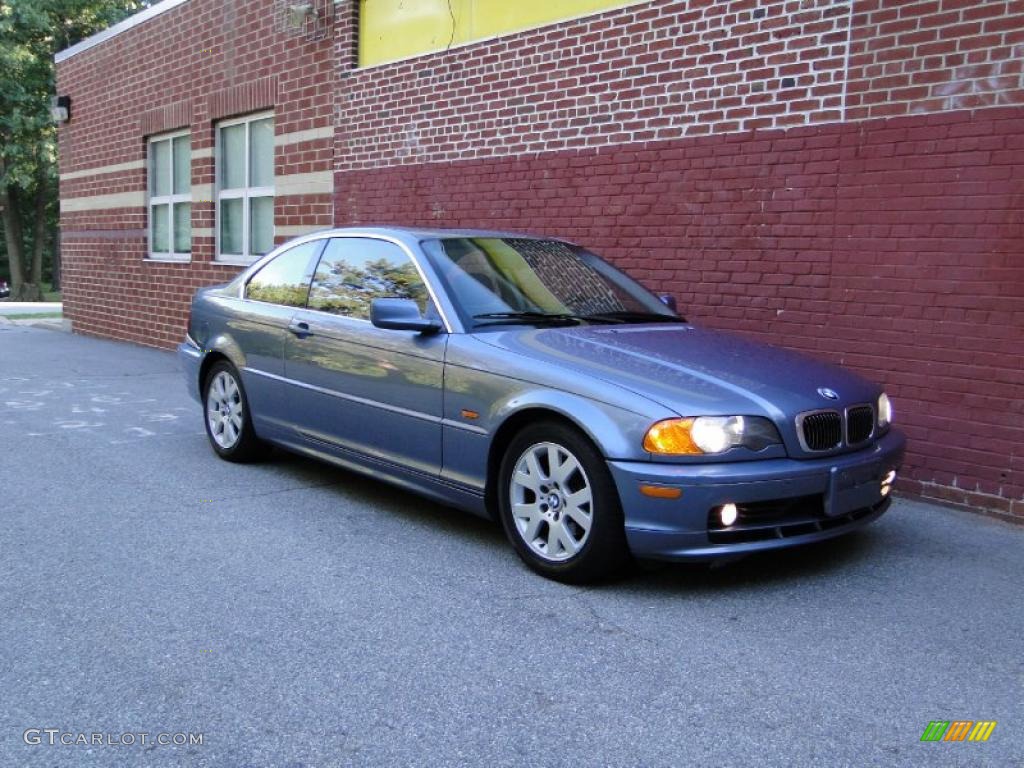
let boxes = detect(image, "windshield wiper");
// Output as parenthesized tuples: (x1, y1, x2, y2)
(472, 311, 585, 327)
(471, 310, 685, 328)
(578, 310, 687, 324)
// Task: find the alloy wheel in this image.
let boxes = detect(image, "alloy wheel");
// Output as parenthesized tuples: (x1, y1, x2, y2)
(206, 370, 244, 449)
(509, 441, 594, 562)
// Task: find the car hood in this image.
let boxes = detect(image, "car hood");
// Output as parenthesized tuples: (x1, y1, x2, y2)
(473, 323, 880, 420)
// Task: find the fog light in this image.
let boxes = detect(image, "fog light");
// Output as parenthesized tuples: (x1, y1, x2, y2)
(719, 503, 738, 527)
(880, 469, 896, 496)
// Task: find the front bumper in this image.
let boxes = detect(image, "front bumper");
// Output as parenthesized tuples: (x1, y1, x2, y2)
(610, 429, 906, 561)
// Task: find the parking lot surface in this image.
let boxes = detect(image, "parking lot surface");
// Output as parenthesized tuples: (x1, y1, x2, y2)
(1, 324, 1021, 767)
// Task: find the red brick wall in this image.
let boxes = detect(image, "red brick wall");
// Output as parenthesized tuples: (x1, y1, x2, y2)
(337, 0, 1024, 167)
(56, 0, 336, 348)
(847, 0, 1024, 119)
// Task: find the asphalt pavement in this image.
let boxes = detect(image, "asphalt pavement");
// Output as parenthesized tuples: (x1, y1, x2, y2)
(1, 324, 1021, 767)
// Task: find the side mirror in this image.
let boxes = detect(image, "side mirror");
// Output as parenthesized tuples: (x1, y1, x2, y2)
(658, 294, 678, 313)
(370, 298, 442, 334)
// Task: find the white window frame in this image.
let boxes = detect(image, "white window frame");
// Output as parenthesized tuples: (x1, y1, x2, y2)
(147, 130, 191, 262)
(215, 111, 274, 265)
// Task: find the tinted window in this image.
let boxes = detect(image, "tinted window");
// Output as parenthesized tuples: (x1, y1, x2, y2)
(308, 238, 429, 319)
(421, 238, 675, 325)
(245, 240, 322, 306)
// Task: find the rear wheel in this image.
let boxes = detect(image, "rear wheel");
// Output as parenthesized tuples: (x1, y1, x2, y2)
(497, 421, 631, 583)
(203, 361, 269, 462)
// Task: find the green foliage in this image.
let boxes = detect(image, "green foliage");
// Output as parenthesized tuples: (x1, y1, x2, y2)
(247, 258, 429, 318)
(308, 258, 428, 318)
(246, 283, 311, 307)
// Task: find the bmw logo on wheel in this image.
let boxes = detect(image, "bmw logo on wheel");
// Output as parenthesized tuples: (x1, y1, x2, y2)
(817, 387, 839, 400)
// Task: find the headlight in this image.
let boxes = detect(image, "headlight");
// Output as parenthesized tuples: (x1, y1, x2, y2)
(878, 392, 892, 428)
(643, 416, 781, 455)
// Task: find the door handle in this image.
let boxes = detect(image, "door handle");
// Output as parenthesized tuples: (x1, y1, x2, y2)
(288, 320, 313, 338)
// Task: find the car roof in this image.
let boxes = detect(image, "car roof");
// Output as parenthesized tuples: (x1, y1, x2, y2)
(300, 225, 571, 242)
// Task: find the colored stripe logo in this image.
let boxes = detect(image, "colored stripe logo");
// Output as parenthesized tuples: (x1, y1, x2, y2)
(921, 721, 996, 742)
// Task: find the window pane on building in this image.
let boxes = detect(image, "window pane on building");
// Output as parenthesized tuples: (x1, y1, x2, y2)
(172, 135, 191, 195)
(221, 123, 246, 189)
(220, 198, 243, 255)
(151, 140, 170, 196)
(250, 196, 274, 256)
(152, 203, 169, 252)
(249, 118, 274, 188)
(173, 203, 192, 253)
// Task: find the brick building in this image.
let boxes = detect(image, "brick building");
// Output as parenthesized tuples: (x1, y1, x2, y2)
(55, 0, 1023, 518)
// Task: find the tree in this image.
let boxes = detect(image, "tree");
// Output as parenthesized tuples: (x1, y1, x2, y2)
(0, 0, 150, 300)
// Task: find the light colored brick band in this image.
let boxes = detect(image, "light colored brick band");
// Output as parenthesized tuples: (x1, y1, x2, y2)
(275, 171, 334, 196)
(192, 184, 214, 203)
(57, 140, 323, 187)
(276, 224, 331, 237)
(276, 125, 333, 146)
(59, 160, 145, 182)
(59, 191, 146, 212)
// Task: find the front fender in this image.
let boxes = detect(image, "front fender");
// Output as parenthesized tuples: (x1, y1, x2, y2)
(439, 378, 672, 498)
(491, 388, 658, 462)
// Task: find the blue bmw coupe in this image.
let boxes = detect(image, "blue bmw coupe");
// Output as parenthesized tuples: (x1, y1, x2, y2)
(180, 227, 905, 582)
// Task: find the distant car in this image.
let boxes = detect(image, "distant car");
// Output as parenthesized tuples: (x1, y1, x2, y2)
(0, 279, 9, 298)
(179, 227, 905, 582)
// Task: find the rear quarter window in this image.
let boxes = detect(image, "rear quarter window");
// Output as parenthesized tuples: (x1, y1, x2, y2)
(245, 241, 324, 306)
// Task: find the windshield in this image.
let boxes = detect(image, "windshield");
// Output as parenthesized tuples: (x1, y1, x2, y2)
(421, 237, 679, 328)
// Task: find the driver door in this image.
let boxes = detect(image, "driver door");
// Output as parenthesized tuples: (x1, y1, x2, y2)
(283, 236, 447, 477)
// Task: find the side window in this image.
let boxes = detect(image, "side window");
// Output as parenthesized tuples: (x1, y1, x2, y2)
(245, 241, 323, 306)
(308, 238, 429, 319)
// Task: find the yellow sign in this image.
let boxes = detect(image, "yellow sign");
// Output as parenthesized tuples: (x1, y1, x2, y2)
(360, 0, 641, 67)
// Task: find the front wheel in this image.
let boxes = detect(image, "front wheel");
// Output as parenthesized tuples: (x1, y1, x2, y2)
(497, 421, 631, 583)
(203, 361, 269, 462)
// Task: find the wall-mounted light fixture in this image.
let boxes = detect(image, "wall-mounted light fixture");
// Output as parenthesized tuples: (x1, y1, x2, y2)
(285, 3, 316, 29)
(51, 95, 71, 123)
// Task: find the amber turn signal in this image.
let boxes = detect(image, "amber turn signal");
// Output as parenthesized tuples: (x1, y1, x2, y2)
(639, 484, 683, 499)
(642, 418, 703, 455)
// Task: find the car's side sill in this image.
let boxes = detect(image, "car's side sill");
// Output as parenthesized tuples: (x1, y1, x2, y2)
(275, 430, 490, 519)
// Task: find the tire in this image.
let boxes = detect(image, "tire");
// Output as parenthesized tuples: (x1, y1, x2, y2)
(202, 360, 269, 463)
(497, 421, 632, 584)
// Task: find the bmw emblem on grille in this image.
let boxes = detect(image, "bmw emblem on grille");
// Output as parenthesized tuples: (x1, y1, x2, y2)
(817, 387, 839, 400)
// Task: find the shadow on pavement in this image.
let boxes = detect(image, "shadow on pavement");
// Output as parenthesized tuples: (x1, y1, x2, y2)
(629, 530, 879, 592)
(266, 447, 880, 593)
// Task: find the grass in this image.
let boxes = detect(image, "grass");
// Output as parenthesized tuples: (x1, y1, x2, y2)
(41, 280, 62, 302)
